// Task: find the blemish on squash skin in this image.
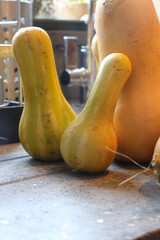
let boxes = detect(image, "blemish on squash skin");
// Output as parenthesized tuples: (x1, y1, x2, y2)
(46, 139, 52, 144)
(71, 133, 76, 140)
(74, 156, 82, 169)
(42, 113, 51, 124)
(27, 39, 34, 51)
(91, 126, 98, 131)
(41, 51, 48, 58)
(142, 61, 146, 68)
(38, 86, 48, 96)
(103, 0, 116, 14)
(50, 151, 55, 155)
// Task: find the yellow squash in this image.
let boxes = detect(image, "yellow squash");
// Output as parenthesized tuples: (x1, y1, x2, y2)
(60, 53, 131, 173)
(12, 27, 76, 161)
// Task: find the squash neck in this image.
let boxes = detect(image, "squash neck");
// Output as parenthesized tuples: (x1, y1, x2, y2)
(80, 54, 131, 123)
(21, 56, 63, 100)
(83, 77, 123, 122)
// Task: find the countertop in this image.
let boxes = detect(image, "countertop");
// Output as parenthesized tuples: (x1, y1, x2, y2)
(0, 143, 160, 240)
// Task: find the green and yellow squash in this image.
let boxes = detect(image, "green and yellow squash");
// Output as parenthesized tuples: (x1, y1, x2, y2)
(60, 53, 131, 173)
(12, 27, 76, 161)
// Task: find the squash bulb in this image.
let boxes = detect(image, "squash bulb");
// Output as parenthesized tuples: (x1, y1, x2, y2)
(12, 27, 76, 161)
(60, 53, 131, 173)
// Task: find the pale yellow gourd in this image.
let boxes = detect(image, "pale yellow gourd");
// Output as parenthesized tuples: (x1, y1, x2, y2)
(60, 53, 131, 173)
(12, 27, 76, 161)
(95, 0, 160, 163)
(91, 34, 100, 68)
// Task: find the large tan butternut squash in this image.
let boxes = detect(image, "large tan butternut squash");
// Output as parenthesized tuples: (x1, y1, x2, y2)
(95, 0, 160, 163)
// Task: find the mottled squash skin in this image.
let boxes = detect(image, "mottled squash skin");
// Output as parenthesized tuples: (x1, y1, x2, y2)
(60, 53, 131, 173)
(95, 0, 160, 163)
(12, 27, 76, 161)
